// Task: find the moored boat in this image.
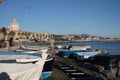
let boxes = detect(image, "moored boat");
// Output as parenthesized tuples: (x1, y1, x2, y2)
(57, 44, 107, 59)
(74, 49, 105, 60)
(57, 45, 91, 57)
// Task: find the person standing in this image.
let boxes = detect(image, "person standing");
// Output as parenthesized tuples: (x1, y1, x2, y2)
(9, 37, 13, 47)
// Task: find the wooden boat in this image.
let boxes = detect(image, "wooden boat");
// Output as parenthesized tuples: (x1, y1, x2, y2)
(69, 45, 91, 50)
(74, 49, 105, 60)
(15, 46, 54, 79)
(57, 45, 91, 57)
(40, 57, 54, 79)
(16, 45, 48, 53)
(0, 51, 48, 80)
(15, 43, 54, 79)
(16, 58, 40, 63)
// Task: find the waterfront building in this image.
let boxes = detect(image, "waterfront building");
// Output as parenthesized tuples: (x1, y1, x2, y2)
(85, 35, 93, 41)
(42, 32, 50, 41)
(1, 18, 52, 43)
(93, 36, 100, 41)
(0, 33, 3, 40)
(29, 32, 39, 41)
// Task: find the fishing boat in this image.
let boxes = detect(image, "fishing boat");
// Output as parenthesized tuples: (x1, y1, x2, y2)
(0, 49, 53, 80)
(40, 56, 54, 79)
(0, 51, 48, 80)
(15, 45, 48, 53)
(69, 45, 91, 50)
(56, 45, 91, 50)
(15, 46, 54, 79)
(15, 40, 55, 79)
(57, 45, 91, 57)
(74, 49, 105, 60)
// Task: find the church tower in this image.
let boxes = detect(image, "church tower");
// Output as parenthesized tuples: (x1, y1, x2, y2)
(9, 18, 19, 31)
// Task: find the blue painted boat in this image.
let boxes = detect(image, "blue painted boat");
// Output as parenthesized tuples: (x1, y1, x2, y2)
(40, 58, 54, 79)
(40, 71, 52, 79)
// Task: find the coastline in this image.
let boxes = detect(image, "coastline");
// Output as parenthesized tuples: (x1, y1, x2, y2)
(0, 39, 119, 52)
(54, 39, 120, 45)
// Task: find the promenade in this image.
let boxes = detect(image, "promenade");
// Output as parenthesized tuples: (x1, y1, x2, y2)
(0, 41, 20, 51)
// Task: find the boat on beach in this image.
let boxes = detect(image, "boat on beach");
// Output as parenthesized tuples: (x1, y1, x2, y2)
(40, 56, 54, 79)
(57, 45, 92, 57)
(56, 45, 91, 50)
(0, 51, 47, 80)
(19, 45, 54, 79)
(0, 39, 54, 80)
(0, 46, 54, 80)
(15, 45, 48, 53)
(73, 49, 106, 60)
(56, 44, 108, 59)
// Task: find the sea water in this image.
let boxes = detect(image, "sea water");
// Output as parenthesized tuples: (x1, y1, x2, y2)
(62, 40, 120, 55)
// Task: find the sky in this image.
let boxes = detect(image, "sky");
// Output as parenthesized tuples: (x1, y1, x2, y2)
(0, 0, 120, 38)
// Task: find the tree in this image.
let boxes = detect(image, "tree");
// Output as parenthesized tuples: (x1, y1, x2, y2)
(9, 31, 15, 37)
(1, 27, 7, 42)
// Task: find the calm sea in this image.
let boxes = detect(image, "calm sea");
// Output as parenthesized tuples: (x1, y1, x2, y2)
(62, 40, 120, 55)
